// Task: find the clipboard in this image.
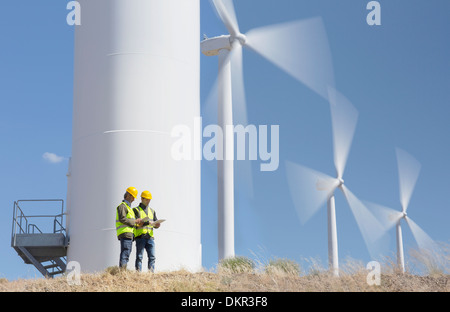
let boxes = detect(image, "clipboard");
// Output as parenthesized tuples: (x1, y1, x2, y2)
(141, 217, 166, 226)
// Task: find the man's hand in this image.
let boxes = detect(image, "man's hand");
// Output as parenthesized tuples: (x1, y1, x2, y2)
(135, 218, 143, 227)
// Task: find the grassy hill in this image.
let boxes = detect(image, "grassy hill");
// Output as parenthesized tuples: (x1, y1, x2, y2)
(1, 254, 448, 292)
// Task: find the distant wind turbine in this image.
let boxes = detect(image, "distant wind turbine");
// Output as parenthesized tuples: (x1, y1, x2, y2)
(201, 0, 335, 261)
(286, 87, 386, 276)
(367, 148, 441, 273)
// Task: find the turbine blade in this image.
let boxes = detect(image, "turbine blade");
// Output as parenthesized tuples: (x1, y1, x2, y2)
(202, 44, 247, 126)
(202, 43, 248, 129)
(245, 17, 335, 100)
(365, 201, 402, 232)
(211, 0, 240, 37)
(202, 75, 219, 125)
(230, 41, 248, 126)
(230, 41, 254, 198)
(396, 148, 421, 213)
(285, 161, 339, 224)
(405, 216, 440, 255)
(202, 46, 241, 126)
(328, 87, 358, 179)
(341, 185, 388, 259)
(202, 43, 253, 198)
(234, 153, 254, 199)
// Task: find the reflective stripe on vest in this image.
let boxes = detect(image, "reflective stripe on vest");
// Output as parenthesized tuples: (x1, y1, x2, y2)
(116, 202, 135, 237)
(134, 206, 155, 238)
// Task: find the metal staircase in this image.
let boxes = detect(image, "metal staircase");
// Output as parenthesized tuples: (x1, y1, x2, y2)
(11, 200, 68, 278)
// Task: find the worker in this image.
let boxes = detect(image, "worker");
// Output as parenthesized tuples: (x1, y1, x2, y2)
(133, 190, 160, 272)
(116, 186, 142, 269)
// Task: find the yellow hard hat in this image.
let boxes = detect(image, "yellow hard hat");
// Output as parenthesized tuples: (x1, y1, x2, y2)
(126, 187, 138, 199)
(141, 190, 152, 200)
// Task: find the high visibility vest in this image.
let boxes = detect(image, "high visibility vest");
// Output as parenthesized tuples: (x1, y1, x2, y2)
(115, 202, 135, 237)
(134, 206, 155, 238)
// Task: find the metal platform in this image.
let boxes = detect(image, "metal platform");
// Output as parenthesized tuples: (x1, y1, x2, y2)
(11, 200, 68, 278)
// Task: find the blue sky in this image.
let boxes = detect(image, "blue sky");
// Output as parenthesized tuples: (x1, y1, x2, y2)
(1, 0, 449, 280)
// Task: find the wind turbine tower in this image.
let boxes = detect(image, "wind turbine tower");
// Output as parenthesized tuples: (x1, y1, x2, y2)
(286, 88, 386, 276)
(67, 0, 202, 273)
(201, 0, 335, 262)
(369, 148, 441, 273)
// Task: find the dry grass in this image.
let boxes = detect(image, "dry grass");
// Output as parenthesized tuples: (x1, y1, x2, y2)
(0, 254, 448, 292)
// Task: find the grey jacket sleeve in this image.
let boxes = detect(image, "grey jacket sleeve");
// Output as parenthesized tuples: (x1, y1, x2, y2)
(117, 203, 136, 227)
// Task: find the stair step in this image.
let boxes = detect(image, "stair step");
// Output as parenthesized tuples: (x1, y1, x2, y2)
(15, 246, 66, 278)
(43, 263, 59, 270)
(49, 270, 64, 276)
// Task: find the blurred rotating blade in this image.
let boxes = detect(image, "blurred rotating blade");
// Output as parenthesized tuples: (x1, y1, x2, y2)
(396, 148, 421, 213)
(202, 75, 219, 125)
(202, 42, 253, 197)
(285, 161, 339, 225)
(364, 201, 403, 232)
(230, 41, 248, 127)
(230, 40, 252, 196)
(341, 185, 388, 259)
(201, 41, 248, 130)
(211, 0, 240, 37)
(328, 87, 358, 179)
(234, 154, 254, 199)
(245, 17, 335, 100)
(405, 216, 440, 255)
(202, 45, 240, 125)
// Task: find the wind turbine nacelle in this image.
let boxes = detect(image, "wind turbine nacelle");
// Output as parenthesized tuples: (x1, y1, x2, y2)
(201, 35, 231, 56)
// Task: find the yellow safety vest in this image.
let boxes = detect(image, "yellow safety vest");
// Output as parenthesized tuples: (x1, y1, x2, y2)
(115, 202, 135, 237)
(134, 206, 155, 238)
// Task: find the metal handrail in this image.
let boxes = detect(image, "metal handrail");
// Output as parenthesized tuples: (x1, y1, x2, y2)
(54, 216, 66, 234)
(28, 224, 42, 234)
(11, 200, 65, 247)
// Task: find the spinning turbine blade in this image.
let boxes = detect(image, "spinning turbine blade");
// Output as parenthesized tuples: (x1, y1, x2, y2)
(285, 161, 339, 224)
(230, 42, 254, 198)
(201, 45, 253, 197)
(396, 148, 421, 212)
(230, 41, 248, 127)
(405, 216, 440, 255)
(202, 74, 219, 125)
(212, 0, 240, 37)
(245, 17, 335, 100)
(328, 87, 359, 179)
(365, 201, 402, 232)
(341, 185, 387, 258)
(202, 42, 249, 127)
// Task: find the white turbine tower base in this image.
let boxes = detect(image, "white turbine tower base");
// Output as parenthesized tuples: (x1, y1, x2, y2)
(202, 0, 335, 262)
(327, 194, 339, 277)
(396, 218, 405, 272)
